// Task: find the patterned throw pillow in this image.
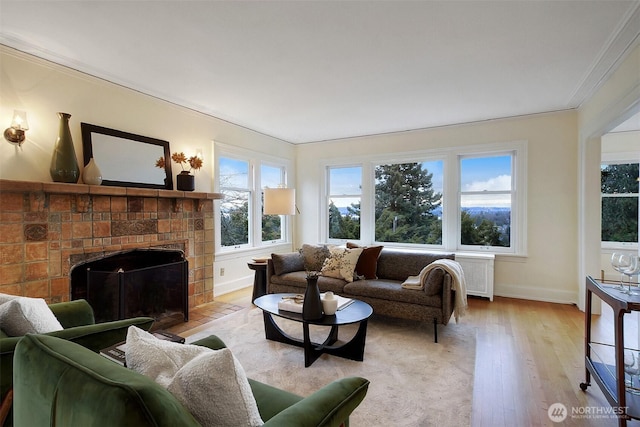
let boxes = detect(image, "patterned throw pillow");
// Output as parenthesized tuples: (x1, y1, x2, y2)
(320, 247, 364, 282)
(299, 244, 332, 272)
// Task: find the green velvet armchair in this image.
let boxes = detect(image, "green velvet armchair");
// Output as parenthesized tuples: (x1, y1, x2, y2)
(13, 333, 369, 427)
(0, 299, 154, 427)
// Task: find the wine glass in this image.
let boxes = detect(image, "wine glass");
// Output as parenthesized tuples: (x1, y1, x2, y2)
(611, 252, 631, 291)
(622, 255, 640, 296)
(624, 351, 640, 394)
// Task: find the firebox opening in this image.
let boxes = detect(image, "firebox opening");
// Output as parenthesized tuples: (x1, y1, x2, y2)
(70, 249, 188, 329)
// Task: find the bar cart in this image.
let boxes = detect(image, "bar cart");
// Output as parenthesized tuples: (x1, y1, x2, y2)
(581, 276, 640, 426)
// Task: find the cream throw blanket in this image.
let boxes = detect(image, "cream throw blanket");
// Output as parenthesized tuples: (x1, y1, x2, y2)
(401, 259, 468, 322)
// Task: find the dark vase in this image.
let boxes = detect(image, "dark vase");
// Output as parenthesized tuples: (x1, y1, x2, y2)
(303, 276, 323, 320)
(176, 171, 195, 191)
(50, 112, 80, 183)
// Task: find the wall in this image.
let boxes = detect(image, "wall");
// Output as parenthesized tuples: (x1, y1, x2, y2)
(295, 111, 579, 303)
(0, 46, 295, 298)
(577, 42, 640, 310)
(599, 130, 640, 280)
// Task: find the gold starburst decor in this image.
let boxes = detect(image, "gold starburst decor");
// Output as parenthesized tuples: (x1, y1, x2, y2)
(155, 152, 204, 173)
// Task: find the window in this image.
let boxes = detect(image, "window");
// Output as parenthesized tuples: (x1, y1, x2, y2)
(322, 141, 526, 254)
(601, 162, 639, 247)
(328, 166, 362, 240)
(219, 157, 250, 248)
(374, 161, 443, 244)
(216, 144, 292, 252)
(262, 164, 286, 242)
(459, 154, 513, 249)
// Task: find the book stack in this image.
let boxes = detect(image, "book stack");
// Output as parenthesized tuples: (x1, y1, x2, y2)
(100, 342, 127, 366)
(277, 294, 354, 314)
(278, 295, 304, 313)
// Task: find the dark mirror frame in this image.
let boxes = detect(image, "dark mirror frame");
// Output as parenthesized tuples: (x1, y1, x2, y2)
(81, 123, 173, 190)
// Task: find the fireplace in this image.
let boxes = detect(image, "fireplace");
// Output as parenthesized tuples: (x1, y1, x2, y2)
(70, 249, 188, 328)
(0, 179, 222, 311)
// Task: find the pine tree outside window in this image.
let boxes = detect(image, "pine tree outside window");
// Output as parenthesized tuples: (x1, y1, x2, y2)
(374, 161, 443, 245)
(328, 166, 362, 240)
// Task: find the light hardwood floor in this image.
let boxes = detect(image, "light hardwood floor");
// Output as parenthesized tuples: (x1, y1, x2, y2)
(171, 288, 633, 426)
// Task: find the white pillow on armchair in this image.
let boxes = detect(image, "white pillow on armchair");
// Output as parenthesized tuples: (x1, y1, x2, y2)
(0, 296, 63, 336)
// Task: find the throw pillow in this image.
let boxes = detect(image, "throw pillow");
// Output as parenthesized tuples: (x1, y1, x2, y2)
(424, 267, 445, 296)
(321, 247, 363, 282)
(126, 326, 263, 427)
(271, 252, 305, 275)
(299, 244, 332, 272)
(0, 297, 63, 336)
(346, 243, 383, 279)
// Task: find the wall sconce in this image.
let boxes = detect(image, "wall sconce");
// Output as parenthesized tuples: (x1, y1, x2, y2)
(4, 110, 29, 146)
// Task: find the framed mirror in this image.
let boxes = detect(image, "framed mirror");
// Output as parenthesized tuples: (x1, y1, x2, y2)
(81, 123, 173, 190)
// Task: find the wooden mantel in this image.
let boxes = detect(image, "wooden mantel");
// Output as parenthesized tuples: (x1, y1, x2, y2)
(0, 179, 223, 200)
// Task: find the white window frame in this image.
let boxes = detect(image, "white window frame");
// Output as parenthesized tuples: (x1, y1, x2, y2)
(457, 150, 518, 254)
(600, 152, 639, 251)
(320, 140, 528, 256)
(215, 142, 293, 254)
(326, 164, 363, 243)
(261, 162, 289, 244)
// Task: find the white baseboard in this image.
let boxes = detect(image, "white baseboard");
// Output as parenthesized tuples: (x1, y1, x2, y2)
(214, 275, 253, 298)
(494, 283, 578, 305)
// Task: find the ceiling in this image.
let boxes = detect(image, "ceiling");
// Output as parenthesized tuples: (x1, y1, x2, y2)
(1, 1, 639, 144)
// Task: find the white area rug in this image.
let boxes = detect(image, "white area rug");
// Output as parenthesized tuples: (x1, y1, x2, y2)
(187, 307, 475, 427)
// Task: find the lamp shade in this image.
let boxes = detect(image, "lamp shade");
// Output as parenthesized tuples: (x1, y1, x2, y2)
(264, 187, 296, 215)
(10, 110, 28, 130)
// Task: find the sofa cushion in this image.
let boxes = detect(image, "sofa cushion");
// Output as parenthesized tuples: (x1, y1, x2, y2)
(269, 271, 349, 294)
(299, 244, 332, 272)
(343, 280, 443, 308)
(126, 326, 263, 427)
(0, 297, 63, 336)
(271, 252, 305, 275)
(321, 247, 363, 282)
(376, 250, 455, 281)
(346, 243, 384, 279)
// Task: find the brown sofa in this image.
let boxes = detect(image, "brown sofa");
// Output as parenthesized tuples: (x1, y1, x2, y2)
(267, 247, 456, 342)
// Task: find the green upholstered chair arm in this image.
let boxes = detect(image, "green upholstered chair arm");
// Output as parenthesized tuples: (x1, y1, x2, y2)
(13, 334, 200, 427)
(190, 334, 228, 350)
(1, 315, 153, 426)
(13, 334, 368, 427)
(46, 316, 154, 352)
(260, 376, 369, 427)
(48, 299, 96, 328)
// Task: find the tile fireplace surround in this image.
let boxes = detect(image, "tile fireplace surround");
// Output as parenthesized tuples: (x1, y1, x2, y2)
(0, 179, 223, 315)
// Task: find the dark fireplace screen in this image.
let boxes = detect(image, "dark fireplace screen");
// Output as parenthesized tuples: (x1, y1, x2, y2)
(70, 249, 188, 327)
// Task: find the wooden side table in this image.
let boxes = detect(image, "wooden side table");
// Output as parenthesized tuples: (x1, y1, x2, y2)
(248, 261, 268, 302)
